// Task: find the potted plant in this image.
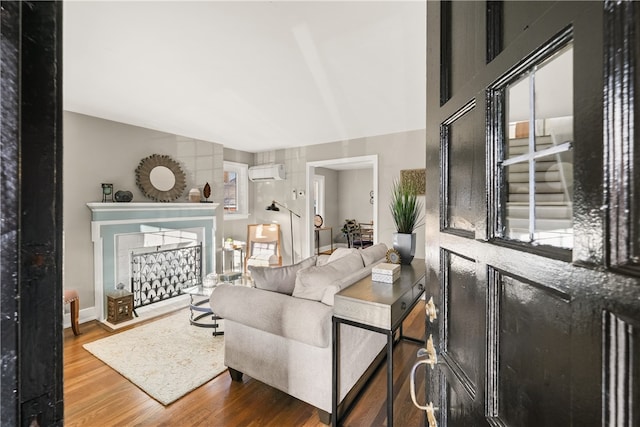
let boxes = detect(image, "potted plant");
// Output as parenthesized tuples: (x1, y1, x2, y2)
(390, 178, 424, 264)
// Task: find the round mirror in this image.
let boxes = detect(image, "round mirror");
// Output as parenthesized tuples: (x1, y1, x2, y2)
(135, 154, 187, 202)
(149, 166, 176, 191)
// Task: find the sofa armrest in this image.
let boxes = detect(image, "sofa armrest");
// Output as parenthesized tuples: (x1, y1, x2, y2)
(210, 284, 333, 348)
(320, 259, 382, 306)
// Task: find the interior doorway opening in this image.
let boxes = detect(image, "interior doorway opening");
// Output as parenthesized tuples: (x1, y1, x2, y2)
(305, 155, 378, 258)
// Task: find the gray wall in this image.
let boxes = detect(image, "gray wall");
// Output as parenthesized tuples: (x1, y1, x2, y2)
(338, 168, 375, 226)
(251, 129, 426, 264)
(63, 112, 227, 314)
(64, 112, 425, 319)
(314, 167, 339, 249)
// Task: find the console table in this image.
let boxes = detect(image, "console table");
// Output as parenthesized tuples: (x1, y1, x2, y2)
(331, 259, 425, 427)
(314, 226, 333, 255)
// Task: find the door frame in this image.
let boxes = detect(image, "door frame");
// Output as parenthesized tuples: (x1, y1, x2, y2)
(304, 155, 378, 258)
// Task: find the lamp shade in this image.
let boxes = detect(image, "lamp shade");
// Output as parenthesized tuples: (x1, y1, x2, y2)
(266, 201, 280, 211)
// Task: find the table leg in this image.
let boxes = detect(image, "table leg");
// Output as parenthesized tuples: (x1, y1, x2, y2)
(387, 331, 394, 427)
(332, 317, 339, 426)
(330, 229, 333, 254)
(189, 294, 224, 335)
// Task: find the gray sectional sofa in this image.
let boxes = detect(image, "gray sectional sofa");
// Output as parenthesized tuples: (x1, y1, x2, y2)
(209, 244, 389, 423)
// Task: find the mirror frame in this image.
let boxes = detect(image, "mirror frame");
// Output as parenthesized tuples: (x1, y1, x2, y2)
(135, 154, 187, 202)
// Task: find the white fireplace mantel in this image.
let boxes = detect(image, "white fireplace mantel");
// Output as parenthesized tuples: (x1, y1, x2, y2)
(87, 202, 219, 217)
(87, 202, 218, 323)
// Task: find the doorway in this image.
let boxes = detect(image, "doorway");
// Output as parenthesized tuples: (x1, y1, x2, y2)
(305, 155, 378, 258)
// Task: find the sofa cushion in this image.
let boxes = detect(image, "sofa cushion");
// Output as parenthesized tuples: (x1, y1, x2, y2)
(360, 243, 388, 266)
(211, 284, 333, 348)
(320, 261, 381, 306)
(327, 247, 359, 263)
(249, 256, 317, 295)
(316, 254, 331, 266)
(292, 252, 364, 302)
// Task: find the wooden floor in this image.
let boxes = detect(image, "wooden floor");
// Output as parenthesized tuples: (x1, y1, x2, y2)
(64, 301, 427, 427)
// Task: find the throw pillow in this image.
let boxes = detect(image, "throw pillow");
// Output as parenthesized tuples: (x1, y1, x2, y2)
(249, 256, 317, 295)
(360, 243, 388, 266)
(292, 252, 364, 302)
(327, 247, 359, 263)
(251, 240, 277, 255)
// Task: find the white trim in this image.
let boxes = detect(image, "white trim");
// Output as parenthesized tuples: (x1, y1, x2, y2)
(313, 174, 325, 218)
(63, 297, 191, 332)
(63, 306, 96, 330)
(86, 202, 217, 212)
(88, 215, 217, 227)
(87, 202, 218, 323)
(305, 155, 378, 259)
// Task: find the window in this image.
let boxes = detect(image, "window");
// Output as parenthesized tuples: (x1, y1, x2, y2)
(223, 161, 248, 219)
(491, 35, 573, 250)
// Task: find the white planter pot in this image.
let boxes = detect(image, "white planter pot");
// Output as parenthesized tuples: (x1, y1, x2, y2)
(392, 232, 416, 265)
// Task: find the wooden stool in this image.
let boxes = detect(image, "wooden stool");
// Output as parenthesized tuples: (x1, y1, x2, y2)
(64, 289, 81, 335)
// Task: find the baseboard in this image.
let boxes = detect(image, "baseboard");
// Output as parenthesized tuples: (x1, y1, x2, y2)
(318, 244, 332, 254)
(63, 306, 96, 329)
(63, 295, 190, 332)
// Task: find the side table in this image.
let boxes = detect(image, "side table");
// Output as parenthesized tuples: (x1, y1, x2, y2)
(181, 284, 223, 336)
(222, 243, 245, 274)
(314, 226, 334, 255)
(332, 259, 426, 427)
(106, 290, 134, 324)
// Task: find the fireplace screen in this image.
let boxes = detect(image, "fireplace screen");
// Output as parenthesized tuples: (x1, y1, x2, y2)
(130, 244, 202, 308)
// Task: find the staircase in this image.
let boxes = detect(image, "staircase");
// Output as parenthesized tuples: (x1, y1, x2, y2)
(505, 133, 573, 247)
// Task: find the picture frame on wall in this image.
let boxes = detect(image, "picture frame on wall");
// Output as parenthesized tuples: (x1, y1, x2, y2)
(400, 168, 426, 195)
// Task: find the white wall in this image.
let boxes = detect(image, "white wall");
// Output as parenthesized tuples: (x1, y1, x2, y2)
(63, 112, 225, 313)
(251, 129, 426, 264)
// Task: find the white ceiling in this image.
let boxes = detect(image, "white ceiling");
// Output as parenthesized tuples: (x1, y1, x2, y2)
(63, 1, 426, 153)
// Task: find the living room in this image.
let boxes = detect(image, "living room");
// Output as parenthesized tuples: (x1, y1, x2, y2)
(61, 1, 427, 426)
(62, 0, 427, 327)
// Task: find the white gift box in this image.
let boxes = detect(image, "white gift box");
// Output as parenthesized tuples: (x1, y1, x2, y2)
(372, 263, 401, 283)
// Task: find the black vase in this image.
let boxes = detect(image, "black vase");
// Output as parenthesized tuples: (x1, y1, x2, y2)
(114, 190, 133, 202)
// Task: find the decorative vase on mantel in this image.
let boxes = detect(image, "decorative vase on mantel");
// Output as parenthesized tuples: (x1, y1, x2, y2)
(393, 232, 416, 265)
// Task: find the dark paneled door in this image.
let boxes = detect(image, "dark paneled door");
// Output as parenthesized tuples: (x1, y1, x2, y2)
(419, 1, 640, 426)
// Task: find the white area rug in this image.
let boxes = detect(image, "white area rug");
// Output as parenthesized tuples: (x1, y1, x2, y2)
(83, 310, 225, 405)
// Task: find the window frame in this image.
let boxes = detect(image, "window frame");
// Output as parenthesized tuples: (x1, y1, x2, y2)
(223, 161, 249, 220)
(487, 26, 574, 258)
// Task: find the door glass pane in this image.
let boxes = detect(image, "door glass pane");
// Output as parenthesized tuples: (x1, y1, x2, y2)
(502, 41, 573, 250)
(533, 152, 573, 248)
(534, 46, 573, 151)
(506, 74, 530, 159)
(505, 162, 529, 241)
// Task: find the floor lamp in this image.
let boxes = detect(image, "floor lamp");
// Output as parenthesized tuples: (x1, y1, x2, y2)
(266, 200, 300, 264)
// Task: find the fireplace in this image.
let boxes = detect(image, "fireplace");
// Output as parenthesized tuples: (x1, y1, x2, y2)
(130, 243, 201, 308)
(88, 202, 218, 324)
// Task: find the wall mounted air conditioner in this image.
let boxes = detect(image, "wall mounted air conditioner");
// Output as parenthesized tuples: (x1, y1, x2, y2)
(248, 163, 286, 182)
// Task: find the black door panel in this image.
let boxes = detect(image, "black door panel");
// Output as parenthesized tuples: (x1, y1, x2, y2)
(421, 1, 640, 426)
